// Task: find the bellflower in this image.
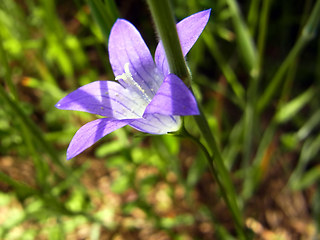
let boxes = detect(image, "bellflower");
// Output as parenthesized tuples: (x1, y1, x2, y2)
(56, 9, 211, 159)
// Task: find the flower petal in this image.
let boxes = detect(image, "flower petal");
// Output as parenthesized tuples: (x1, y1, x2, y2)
(144, 74, 199, 116)
(155, 9, 211, 75)
(67, 118, 132, 160)
(108, 19, 163, 98)
(129, 114, 181, 134)
(55, 81, 148, 119)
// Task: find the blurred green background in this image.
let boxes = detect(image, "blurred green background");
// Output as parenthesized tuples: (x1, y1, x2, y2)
(0, 0, 320, 239)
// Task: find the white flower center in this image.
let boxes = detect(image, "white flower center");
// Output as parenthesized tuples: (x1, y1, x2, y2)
(115, 63, 151, 103)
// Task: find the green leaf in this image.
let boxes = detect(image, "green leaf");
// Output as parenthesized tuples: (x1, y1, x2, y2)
(275, 88, 314, 123)
(86, 0, 118, 43)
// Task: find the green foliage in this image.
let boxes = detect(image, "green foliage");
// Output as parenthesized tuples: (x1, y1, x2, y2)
(0, 0, 320, 239)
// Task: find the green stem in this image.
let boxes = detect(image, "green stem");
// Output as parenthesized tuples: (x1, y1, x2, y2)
(258, 0, 320, 112)
(202, 31, 245, 106)
(179, 125, 241, 222)
(236, 0, 272, 202)
(87, 0, 119, 43)
(247, 0, 261, 36)
(146, 1, 247, 238)
(0, 85, 68, 173)
(192, 110, 246, 239)
(0, 32, 49, 186)
(257, 0, 272, 71)
(146, 0, 190, 86)
(224, 0, 258, 75)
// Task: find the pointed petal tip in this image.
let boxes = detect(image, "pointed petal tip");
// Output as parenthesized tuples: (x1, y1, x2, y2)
(55, 96, 70, 110)
(204, 9, 212, 20)
(113, 18, 128, 26)
(191, 8, 211, 24)
(110, 18, 135, 33)
(55, 102, 62, 109)
(65, 118, 132, 160)
(198, 8, 211, 14)
(66, 148, 78, 160)
(155, 9, 212, 75)
(66, 154, 73, 161)
(66, 144, 81, 160)
(204, 9, 212, 21)
(193, 107, 200, 115)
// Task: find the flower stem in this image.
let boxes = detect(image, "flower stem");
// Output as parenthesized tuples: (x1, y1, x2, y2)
(192, 109, 247, 240)
(146, 0, 190, 86)
(179, 123, 247, 239)
(146, 1, 248, 239)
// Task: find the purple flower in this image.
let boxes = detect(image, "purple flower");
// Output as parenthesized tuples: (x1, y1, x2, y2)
(56, 9, 211, 159)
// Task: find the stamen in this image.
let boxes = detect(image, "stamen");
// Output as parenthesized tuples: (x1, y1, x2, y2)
(115, 63, 151, 102)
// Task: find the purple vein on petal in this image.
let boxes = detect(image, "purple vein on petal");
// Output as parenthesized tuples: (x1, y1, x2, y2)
(55, 81, 147, 119)
(109, 19, 159, 98)
(119, 21, 159, 89)
(144, 74, 199, 116)
(124, 41, 154, 90)
(129, 114, 181, 134)
(120, 27, 162, 97)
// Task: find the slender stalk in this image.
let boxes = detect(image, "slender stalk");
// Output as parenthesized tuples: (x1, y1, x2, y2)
(192, 109, 246, 240)
(224, 0, 258, 75)
(179, 125, 244, 231)
(257, 0, 272, 71)
(223, 0, 260, 176)
(279, 0, 312, 104)
(0, 33, 49, 186)
(202, 31, 245, 106)
(0, 85, 68, 173)
(146, 1, 247, 238)
(258, 0, 320, 112)
(146, 0, 190, 86)
(241, 0, 273, 199)
(20, 118, 49, 186)
(247, 0, 261, 36)
(87, 0, 118, 42)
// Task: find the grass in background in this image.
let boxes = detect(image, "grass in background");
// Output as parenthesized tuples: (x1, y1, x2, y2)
(0, 0, 320, 239)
